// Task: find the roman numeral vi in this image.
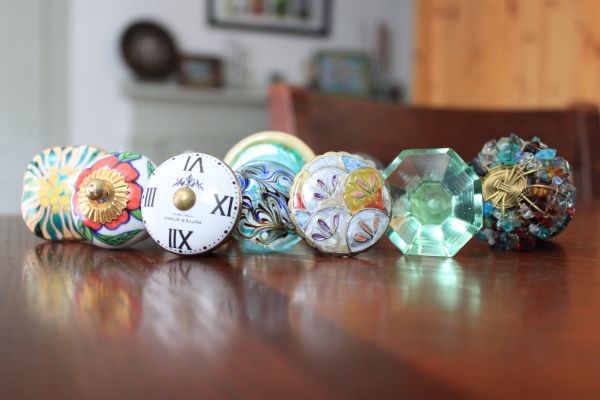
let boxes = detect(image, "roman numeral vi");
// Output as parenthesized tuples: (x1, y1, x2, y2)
(183, 156, 203, 173)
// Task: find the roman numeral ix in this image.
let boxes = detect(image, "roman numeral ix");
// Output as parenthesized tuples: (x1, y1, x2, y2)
(183, 156, 203, 173)
(210, 194, 234, 217)
(168, 229, 193, 250)
(144, 187, 157, 207)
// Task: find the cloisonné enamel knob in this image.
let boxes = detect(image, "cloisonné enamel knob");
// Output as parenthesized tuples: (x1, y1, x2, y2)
(141, 153, 242, 255)
(71, 151, 156, 249)
(21, 145, 107, 241)
(289, 152, 391, 256)
(224, 131, 315, 173)
(234, 160, 300, 252)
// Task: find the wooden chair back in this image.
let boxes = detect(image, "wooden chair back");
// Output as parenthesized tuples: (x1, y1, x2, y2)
(269, 84, 600, 201)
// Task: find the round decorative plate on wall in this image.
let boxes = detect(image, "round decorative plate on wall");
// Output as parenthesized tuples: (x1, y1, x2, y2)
(121, 21, 178, 80)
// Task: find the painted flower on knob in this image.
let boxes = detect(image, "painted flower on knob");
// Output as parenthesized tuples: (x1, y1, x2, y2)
(71, 151, 155, 249)
(73, 153, 142, 231)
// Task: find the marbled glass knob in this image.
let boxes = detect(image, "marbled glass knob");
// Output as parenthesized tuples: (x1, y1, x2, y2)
(234, 160, 300, 252)
(224, 131, 315, 173)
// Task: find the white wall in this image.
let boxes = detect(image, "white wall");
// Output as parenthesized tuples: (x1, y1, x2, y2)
(69, 0, 414, 151)
(0, 0, 69, 214)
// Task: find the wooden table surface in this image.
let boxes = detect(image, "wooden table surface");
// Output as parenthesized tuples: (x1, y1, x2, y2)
(0, 204, 598, 400)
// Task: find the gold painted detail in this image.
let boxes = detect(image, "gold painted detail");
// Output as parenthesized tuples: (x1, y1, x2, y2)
(77, 168, 129, 224)
(482, 164, 550, 217)
(173, 187, 196, 211)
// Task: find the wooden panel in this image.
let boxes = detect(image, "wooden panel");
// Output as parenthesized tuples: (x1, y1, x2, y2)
(414, 0, 600, 108)
(2, 200, 600, 399)
(269, 84, 600, 200)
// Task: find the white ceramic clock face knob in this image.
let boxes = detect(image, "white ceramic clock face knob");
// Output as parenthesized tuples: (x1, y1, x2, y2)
(141, 153, 242, 255)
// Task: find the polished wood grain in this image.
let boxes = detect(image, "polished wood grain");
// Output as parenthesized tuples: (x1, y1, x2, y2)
(0, 208, 598, 399)
(414, 0, 600, 108)
(269, 84, 600, 200)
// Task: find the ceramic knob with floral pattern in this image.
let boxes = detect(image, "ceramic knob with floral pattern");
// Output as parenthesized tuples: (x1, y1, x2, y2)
(71, 151, 156, 249)
(289, 152, 391, 256)
(21, 145, 107, 241)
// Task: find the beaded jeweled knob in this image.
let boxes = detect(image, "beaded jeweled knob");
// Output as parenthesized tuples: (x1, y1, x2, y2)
(71, 151, 155, 249)
(141, 153, 242, 255)
(289, 152, 391, 256)
(234, 160, 300, 252)
(21, 145, 107, 241)
(471, 134, 576, 250)
(224, 131, 315, 173)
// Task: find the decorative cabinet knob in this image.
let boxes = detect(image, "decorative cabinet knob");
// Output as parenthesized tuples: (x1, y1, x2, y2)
(383, 148, 483, 257)
(71, 151, 155, 249)
(21, 145, 107, 241)
(289, 152, 391, 256)
(224, 131, 315, 174)
(234, 160, 301, 252)
(141, 153, 242, 255)
(471, 134, 576, 250)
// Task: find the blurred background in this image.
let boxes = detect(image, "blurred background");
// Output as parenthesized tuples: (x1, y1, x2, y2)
(2, 0, 600, 214)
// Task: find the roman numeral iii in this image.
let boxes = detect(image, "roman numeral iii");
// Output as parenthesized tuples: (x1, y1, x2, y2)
(210, 194, 234, 217)
(144, 187, 157, 207)
(168, 229, 193, 250)
(183, 156, 203, 173)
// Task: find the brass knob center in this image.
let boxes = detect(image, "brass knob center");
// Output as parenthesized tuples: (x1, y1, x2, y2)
(86, 179, 108, 201)
(173, 187, 196, 211)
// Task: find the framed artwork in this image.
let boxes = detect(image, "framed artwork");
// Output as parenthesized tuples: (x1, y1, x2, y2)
(311, 51, 373, 98)
(208, 0, 332, 36)
(177, 55, 224, 87)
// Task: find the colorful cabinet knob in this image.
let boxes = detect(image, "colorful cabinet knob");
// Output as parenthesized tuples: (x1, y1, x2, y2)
(21, 145, 107, 241)
(383, 148, 483, 257)
(71, 151, 155, 249)
(289, 152, 391, 256)
(224, 131, 315, 173)
(234, 160, 300, 252)
(141, 153, 242, 255)
(471, 134, 576, 250)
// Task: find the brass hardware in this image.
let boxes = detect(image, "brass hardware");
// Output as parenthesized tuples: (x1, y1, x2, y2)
(482, 164, 549, 217)
(77, 169, 129, 223)
(173, 187, 196, 211)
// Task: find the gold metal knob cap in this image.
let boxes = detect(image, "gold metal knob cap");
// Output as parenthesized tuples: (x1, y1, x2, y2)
(85, 179, 108, 201)
(173, 187, 196, 211)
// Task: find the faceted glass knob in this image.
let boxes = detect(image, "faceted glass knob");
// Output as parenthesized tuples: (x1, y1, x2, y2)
(383, 148, 483, 257)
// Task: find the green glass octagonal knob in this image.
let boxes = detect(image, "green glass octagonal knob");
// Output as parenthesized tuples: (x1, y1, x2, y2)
(382, 148, 483, 257)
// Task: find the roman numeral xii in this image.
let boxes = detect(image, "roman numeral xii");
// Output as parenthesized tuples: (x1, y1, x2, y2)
(168, 229, 193, 250)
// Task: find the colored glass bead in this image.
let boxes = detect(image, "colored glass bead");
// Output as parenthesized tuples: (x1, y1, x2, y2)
(383, 148, 483, 257)
(234, 160, 301, 252)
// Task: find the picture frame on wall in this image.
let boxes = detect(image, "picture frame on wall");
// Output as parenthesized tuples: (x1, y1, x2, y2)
(311, 51, 373, 98)
(208, 0, 332, 37)
(177, 55, 224, 87)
